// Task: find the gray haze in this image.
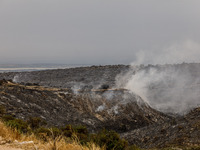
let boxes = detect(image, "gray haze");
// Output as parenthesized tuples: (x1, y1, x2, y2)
(1, 0, 200, 64)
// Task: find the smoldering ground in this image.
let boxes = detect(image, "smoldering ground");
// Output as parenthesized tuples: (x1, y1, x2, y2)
(116, 40, 200, 115)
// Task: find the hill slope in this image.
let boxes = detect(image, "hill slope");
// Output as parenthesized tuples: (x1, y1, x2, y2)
(0, 80, 169, 133)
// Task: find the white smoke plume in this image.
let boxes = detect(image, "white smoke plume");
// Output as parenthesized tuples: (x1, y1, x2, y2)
(117, 40, 200, 115)
(134, 40, 200, 65)
(13, 74, 21, 83)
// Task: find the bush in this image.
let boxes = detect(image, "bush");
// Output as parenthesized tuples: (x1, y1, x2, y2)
(61, 125, 89, 144)
(92, 129, 128, 150)
(2, 115, 30, 133)
(50, 127, 62, 138)
(27, 117, 47, 130)
(35, 127, 51, 141)
(74, 125, 89, 144)
(1, 114, 133, 150)
(61, 125, 73, 137)
(74, 125, 88, 135)
(5, 118, 30, 133)
(2, 115, 15, 122)
(35, 127, 61, 139)
(2, 115, 48, 134)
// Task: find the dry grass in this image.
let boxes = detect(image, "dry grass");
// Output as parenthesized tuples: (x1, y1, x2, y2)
(39, 138, 103, 150)
(0, 121, 22, 141)
(0, 121, 103, 150)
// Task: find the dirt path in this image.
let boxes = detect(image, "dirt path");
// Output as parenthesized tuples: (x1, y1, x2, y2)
(0, 145, 22, 150)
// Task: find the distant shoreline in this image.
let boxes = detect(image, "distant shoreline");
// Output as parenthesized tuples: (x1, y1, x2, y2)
(0, 64, 93, 73)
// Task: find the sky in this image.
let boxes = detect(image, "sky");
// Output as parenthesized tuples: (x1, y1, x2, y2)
(1, 0, 200, 65)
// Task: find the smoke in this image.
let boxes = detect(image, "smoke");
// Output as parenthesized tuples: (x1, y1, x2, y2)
(134, 40, 200, 65)
(96, 104, 106, 112)
(12, 73, 30, 84)
(117, 40, 200, 115)
(13, 74, 21, 83)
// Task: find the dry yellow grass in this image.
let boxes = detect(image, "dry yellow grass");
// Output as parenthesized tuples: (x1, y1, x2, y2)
(0, 121, 103, 150)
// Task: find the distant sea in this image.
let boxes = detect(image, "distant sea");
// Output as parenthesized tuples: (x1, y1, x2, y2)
(0, 64, 91, 73)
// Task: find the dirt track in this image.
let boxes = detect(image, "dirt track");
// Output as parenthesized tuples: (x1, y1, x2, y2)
(0, 145, 22, 150)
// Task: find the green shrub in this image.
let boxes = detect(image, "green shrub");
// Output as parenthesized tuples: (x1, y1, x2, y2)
(74, 125, 89, 144)
(35, 127, 51, 141)
(61, 125, 73, 137)
(2, 115, 15, 122)
(50, 127, 62, 138)
(35, 127, 62, 138)
(27, 117, 47, 130)
(2, 115, 30, 133)
(61, 125, 89, 144)
(74, 125, 88, 135)
(35, 127, 50, 134)
(1, 114, 132, 150)
(5, 119, 30, 133)
(92, 129, 128, 150)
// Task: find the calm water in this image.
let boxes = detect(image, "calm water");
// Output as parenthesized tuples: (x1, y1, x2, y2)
(0, 64, 90, 73)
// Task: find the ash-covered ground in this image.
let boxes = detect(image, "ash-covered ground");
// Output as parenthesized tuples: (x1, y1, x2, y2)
(0, 63, 200, 149)
(0, 65, 130, 89)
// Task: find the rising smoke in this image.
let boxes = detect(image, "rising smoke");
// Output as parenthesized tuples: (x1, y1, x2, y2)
(134, 40, 200, 65)
(13, 74, 21, 83)
(117, 40, 200, 115)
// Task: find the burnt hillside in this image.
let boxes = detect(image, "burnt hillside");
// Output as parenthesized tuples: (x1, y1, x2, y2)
(0, 80, 170, 133)
(0, 65, 130, 89)
(0, 63, 200, 149)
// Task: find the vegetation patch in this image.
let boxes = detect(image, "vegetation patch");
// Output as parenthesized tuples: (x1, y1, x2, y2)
(0, 106, 140, 150)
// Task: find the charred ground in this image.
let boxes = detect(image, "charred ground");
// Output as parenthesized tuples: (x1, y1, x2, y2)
(0, 64, 200, 149)
(0, 79, 169, 133)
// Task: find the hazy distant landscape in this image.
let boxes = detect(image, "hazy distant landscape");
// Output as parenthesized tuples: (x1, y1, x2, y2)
(0, 64, 91, 72)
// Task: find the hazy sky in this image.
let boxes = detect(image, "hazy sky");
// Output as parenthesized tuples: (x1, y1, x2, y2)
(1, 0, 200, 64)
